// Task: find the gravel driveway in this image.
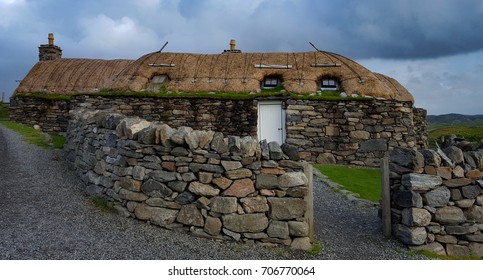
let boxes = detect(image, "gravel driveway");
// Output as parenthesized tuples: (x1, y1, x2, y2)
(0, 125, 425, 260)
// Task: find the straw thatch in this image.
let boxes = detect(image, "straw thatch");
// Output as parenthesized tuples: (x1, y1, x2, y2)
(15, 51, 414, 102)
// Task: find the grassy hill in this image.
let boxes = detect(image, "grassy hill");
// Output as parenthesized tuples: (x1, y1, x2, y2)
(427, 114, 483, 145)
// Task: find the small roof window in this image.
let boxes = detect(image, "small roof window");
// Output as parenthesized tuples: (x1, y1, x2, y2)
(147, 74, 170, 91)
(261, 75, 283, 89)
(319, 77, 340, 91)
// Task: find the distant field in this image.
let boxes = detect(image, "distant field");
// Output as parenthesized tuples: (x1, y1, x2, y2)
(428, 123, 483, 146)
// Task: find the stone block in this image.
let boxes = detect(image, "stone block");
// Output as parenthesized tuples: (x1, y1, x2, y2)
(167, 181, 187, 193)
(188, 182, 220, 197)
(211, 132, 229, 154)
(290, 237, 312, 251)
(393, 190, 423, 208)
(401, 173, 442, 191)
(461, 185, 482, 199)
(401, 208, 431, 227)
(278, 172, 308, 188)
(221, 160, 243, 171)
(204, 216, 222, 236)
(420, 149, 441, 167)
(268, 141, 284, 160)
(134, 204, 177, 226)
(225, 168, 252, 180)
(212, 177, 233, 190)
(434, 206, 466, 224)
(176, 204, 204, 227)
(435, 234, 458, 244)
(240, 136, 260, 157)
(450, 189, 463, 201)
(469, 242, 483, 257)
(223, 178, 255, 198)
(148, 170, 178, 182)
(423, 187, 450, 208)
(393, 224, 427, 245)
(316, 153, 336, 164)
(288, 221, 309, 237)
(145, 198, 181, 209)
(349, 130, 370, 140)
(222, 213, 269, 233)
(436, 167, 452, 180)
(255, 174, 279, 189)
(464, 205, 483, 222)
(286, 187, 309, 198)
(119, 189, 148, 202)
(267, 197, 307, 220)
(199, 172, 213, 184)
(141, 179, 173, 198)
(267, 221, 289, 239)
(452, 165, 465, 178)
(175, 191, 197, 204)
(389, 147, 423, 169)
(466, 169, 483, 180)
(446, 244, 470, 257)
(240, 196, 269, 213)
(445, 225, 478, 235)
(119, 177, 142, 192)
(210, 197, 238, 214)
(455, 199, 476, 208)
(443, 146, 464, 164)
(281, 143, 300, 161)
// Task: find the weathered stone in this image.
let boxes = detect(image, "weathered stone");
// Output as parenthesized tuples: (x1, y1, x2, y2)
(176, 204, 204, 227)
(222, 228, 241, 241)
(222, 213, 269, 233)
(260, 189, 276, 196)
(461, 185, 482, 199)
(221, 160, 243, 171)
(260, 139, 270, 160)
(132, 165, 146, 180)
(402, 173, 442, 191)
(469, 242, 483, 257)
(288, 221, 309, 237)
(437, 148, 455, 168)
(167, 181, 187, 192)
(455, 199, 476, 208)
(188, 182, 220, 197)
(420, 149, 441, 167)
(199, 172, 213, 184)
(210, 197, 238, 213)
(464, 152, 477, 168)
(223, 178, 254, 198)
(116, 118, 151, 139)
(119, 177, 142, 192)
(137, 124, 158, 145)
(267, 221, 289, 239)
(409, 242, 446, 256)
(402, 208, 432, 227)
(156, 124, 174, 146)
(240, 136, 260, 157)
(445, 225, 478, 235)
(196, 196, 211, 210)
(261, 168, 285, 175)
(170, 126, 192, 145)
(181, 172, 197, 182)
(424, 166, 437, 175)
(423, 187, 450, 208)
(225, 168, 252, 179)
(436, 167, 452, 180)
(290, 237, 312, 251)
(148, 170, 178, 182)
(281, 143, 300, 161)
(450, 188, 463, 201)
(446, 244, 470, 257)
(267, 197, 307, 220)
(316, 153, 336, 164)
(212, 177, 232, 190)
(443, 146, 464, 164)
(210, 132, 228, 154)
(444, 178, 472, 188)
(268, 141, 284, 160)
(119, 189, 148, 201)
(393, 190, 423, 208)
(141, 179, 173, 198)
(477, 194, 483, 206)
(145, 198, 181, 209)
(240, 196, 269, 213)
(278, 172, 308, 188)
(464, 205, 483, 222)
(466, 169, 483, 180)
(151, 208, 178, 227)
(434, 206, 466, 224)
(286, 187, 309, 198)
(452, 165, 465, 178)
(462, 234, 483, 242)
(435, 234, 458, 244)
(175, 191, 197, 204)
(360, 139, 387, 152)
(170, 146, 189, 157)
(204, 216, 222, 236)
(392, 224, 427, 245)
(243, 232, 268, 239)
(350, 130, 370, 140)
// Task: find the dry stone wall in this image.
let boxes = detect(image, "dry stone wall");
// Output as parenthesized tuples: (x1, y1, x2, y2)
(389, 141, 483, 258)
(65, 109, 313, 249)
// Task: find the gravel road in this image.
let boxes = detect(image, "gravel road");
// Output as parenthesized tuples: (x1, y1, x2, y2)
(0, 125, 426, 260)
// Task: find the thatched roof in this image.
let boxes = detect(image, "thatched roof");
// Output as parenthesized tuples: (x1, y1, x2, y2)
(15, 51, 414, 102)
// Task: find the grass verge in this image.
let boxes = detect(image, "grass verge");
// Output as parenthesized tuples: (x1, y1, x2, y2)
(409, 249, 482, 260)
(0, 103, 9, 120)
(0, 120, 65, 149)
(314, 164, 381, 202)
(90, 196, 116, 213)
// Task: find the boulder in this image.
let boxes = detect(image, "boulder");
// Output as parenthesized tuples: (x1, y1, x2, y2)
(281, 143, 300, 161)
(156, 124, 175, 146)
(268, 141, 284, 160)
(210, 132, 229, 154)
(204, 216, 222, 236)
(222, 213, 269, 233)
(461, 185, 482, 199)
(393, 224, 427, 245)
(278, 172, 308, 188)
(437, 148, 455, 168)
(434, 206, 466, 224)
(423, 187, 450, 208)
(401, 173, 442, 191)
(402, 208, 432, 227)
(240, 136, 260, 157)
(443, 146, 464, 164)
(260, 140, 270, 160)
(420, 149, 441, 167)
(445, 225, 478, 235)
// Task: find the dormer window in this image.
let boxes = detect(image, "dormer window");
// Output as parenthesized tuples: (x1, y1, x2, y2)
(262, 75, 282, 89)
(319, 77, 340, 91)
(147, 74, 170, 91)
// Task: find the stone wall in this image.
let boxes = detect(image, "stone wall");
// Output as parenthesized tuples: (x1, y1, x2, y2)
(11, 95, 428, 167)
(64, 109, 314, 250)
(389, 142, 483, 258)
(286, 99, 425, 166)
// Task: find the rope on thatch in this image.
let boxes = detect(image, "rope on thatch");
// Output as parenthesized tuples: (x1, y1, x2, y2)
(242, 53, 252, 83)
(192, 54, 204, 83)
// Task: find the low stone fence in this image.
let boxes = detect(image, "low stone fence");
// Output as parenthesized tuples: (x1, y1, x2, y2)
(389, 143, 483, 257)
(64, 109, 314, 250)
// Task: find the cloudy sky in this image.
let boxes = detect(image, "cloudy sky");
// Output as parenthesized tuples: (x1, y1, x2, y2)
(1, 0, 482, 115)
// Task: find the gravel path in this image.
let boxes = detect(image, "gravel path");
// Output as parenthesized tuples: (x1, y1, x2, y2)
(0, 125, 426, 260)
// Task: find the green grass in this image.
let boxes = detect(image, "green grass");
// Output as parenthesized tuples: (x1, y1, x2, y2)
(0, 103, 9, 120)
(314, 164, 381, 202)
(428, 125, 483, 146)
(409, 249, 482, 260)
(90, 196, 116, 213)
(0, 120, 65, 149)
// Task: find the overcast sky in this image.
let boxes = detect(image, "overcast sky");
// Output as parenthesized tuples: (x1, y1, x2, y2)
(1, 0, 482, 115)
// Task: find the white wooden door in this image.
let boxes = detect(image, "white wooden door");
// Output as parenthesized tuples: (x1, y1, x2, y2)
(258, 101, 285, 143)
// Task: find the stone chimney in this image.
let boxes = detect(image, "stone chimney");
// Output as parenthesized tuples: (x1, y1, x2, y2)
(223, 39, 241, 53)
(39, 33, 62, 61)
